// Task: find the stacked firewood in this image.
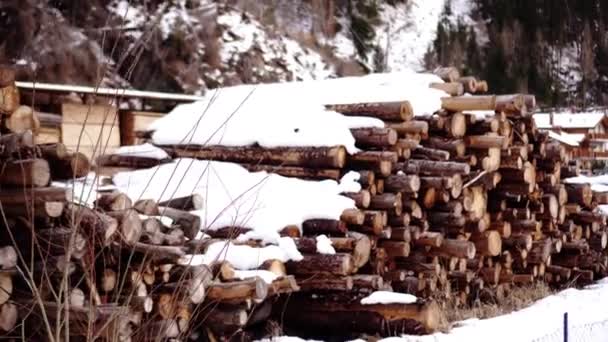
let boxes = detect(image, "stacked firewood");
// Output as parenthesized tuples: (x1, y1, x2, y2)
(130, 67, 608, 338)
(0, 148, 302, 340)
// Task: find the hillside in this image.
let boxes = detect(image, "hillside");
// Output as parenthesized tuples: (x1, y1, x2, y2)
(0, 0, 605, 107)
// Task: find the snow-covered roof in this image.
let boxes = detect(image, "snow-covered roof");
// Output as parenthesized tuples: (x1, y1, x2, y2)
(534, 111, 606, 130)
(546, 131, 586, 147)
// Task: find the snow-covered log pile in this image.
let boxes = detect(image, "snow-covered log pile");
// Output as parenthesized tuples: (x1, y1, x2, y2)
(1, 63, 608, 341)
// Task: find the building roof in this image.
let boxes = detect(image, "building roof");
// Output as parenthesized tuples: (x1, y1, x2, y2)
(546, 131, 586, 147)
(534, 110, 606, 130)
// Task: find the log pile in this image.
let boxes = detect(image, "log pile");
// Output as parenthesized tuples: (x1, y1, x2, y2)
(2, 63, 608, 341)
(144, 67, 606, 338)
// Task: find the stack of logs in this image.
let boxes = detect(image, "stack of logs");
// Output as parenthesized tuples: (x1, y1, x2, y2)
(2, 63, 608, 341)
(120, 66, 607, 338)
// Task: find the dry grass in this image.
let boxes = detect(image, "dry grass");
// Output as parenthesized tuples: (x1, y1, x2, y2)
(436, 282, 554, 332)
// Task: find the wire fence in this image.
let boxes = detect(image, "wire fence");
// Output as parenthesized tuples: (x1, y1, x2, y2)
(530, 312, 608, 342)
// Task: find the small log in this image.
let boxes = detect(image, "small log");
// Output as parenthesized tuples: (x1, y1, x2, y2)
(398, 159, 470, 176)
(5, 105, 40, 134)
(95, 192, 132, 212)
(302, 219, 347, 236)
(95, 154, 167, 168)
(158, 206, 200, 239)
(0, 159, 50, 187)
(0, 85, 19, 114)
(298, 276, 354, 291)
(425, 137, 466, 157)
(0, 272, 12, 305)
(133, 199, 160, 215)
(434, 239, 476, 259)
(108, 209, 143, 244)
(0, 303, 17, 332)
(351, 127, 398, 147)
(470, 231, 502, 256)
(429, 82, 464, 96)
(0, 247, 16, 270)
(342, 191, 371, 208)
(0, 131, 34, 158)
(378, 241, 410, 258)
(326, 101, 413, 121)
(434, 67, 460, 82)
(414, 232, 444, 248)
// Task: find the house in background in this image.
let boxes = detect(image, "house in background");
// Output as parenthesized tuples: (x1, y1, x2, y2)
(534, 109, 608, 159)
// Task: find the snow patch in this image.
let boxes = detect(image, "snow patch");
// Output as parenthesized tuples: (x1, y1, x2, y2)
(178, 238, 303, 270)
(233, 269, 279, 284)
(361, 291, 417, 305)
(315, 235, 336, 255)
(112, 143, 170, 160)
(111, 159, 358, 236)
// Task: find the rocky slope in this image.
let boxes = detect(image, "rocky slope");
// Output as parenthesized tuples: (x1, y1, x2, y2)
(0, 0, 604, 107)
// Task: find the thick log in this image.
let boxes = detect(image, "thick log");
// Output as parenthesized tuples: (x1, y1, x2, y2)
(378, 241, 410, 258)
(5, 105, 40, 134)
(94, 192, 132, 212)
(351, 127, 398, 147)
(0, 302, 17, 332)
(0, 272, 12, 305)
(286, 253, 355, 276)
(385, 174, 421, 193)
(341, 208, 366, 225)
(0, 85, 19, 114)
(470, 231, 502, 256)
(387, 121, 429, 136)
(326, 101, 413, 121)
(434, 67, 460, 82)
(64, 204, 118, 245)
(370, 193, 402, 212)
(281, 297, 440, 334)
(425, 137, 466, 157)
(170, 145, 347, 168)
(342, 191, 371, 208)
(0, 159, 50, 187)
(412, 146, 450, 161)
(206, 277, 268, 303)
(433, 239, 476, 259)
(398, 160, 470, 176)
(108, 209, 143, 244)
(48, 152, 91, 180)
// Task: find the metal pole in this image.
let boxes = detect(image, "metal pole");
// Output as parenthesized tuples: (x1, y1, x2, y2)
(564, 312, 568, 342)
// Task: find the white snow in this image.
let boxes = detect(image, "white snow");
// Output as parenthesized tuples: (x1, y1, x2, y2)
(315, 235, 336, 255)
(374, 1, 445, 72)
(112, 143, 170, 160)
(177, 238, 303, 269)
(138, 214, 174, 227)
(534, 111, 606, 130)
(384, 278, 608, 342)
(546, 131, 586, 147)
(149, 71, 443, 153)
(360, 291, 417, 305)
(111, 159, 358, 236)
(52, 173, 117, 208)
(233, 269, 279, 284)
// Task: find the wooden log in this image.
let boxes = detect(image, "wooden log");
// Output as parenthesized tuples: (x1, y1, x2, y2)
(434, 239, 476, 259)
(378, 241, 410, 258)
(342, 191, 371, 209)
(412, 146, 450, 161)
(108, 209, 143, 244)
(206, 277, 268, 303)
(95, 154, 167, 169)
(398, 160, 470, 176)
(341, 208, 365, 225)
(0, 302, 17, 332)
(457, 76, 478, 93)
(64, 204, 118, 245)
(425, 137, 466, 157)
(0, 66, 15, 87)
(414, 232, 444, 248)
(0, 159, 50, 187)
(387, 121, 429, 136)
(370, 193, 402, 213)
(0, 131, 34, 159)
(286, 253, 355, 276)
(48, 152, 91, 179)
(5, 105, 40, 134)
(0, 272, 12, 305)
(158, 206, 200, 240)
(434, 67, 461, 82)
(1, 201, 64, 219)
(566, 184, 593, 207)
(0, 85, 19, 115)
(170, 145, 347, 168)
(351, 127, 398, 147)
(429, 82, 464, 96)
(298, 276, 354, 291)
(470, 231, 502, 256)
(0, 247, 16, 270)
(302, 219, 347, 236)
(384, 174, 421, 193)
(326, 101, 413, 121)
(94, 192, 132, 212)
